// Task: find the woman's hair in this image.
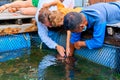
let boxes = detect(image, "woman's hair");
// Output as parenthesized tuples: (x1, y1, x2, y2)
(38, 8, 51, 23)
(49, 10, 64, 27)
(38, 8, 64, 27)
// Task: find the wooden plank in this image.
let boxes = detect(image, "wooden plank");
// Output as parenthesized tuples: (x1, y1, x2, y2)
(0, 11, 34, 20)
(0, 23, 37, 35)
(0, 11, 37, 35)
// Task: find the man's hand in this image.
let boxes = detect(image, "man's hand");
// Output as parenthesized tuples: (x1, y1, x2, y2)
(56, 45, 65, 57)
(74, 41, 81, 49)
(74, 41, 86, 49)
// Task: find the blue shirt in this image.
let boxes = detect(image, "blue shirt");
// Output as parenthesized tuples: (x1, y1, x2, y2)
(81, 2, 120, 49)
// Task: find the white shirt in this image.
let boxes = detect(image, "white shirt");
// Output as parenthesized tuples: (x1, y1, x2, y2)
(35, 0, 74, 49)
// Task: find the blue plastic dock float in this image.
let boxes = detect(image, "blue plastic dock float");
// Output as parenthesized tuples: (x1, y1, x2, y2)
(0, 48, 30, 62)
(75, 45, 120, 69)
(0, 33, 30, 53)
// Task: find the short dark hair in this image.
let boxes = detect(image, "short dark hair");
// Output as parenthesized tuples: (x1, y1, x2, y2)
(63, 12, 82, 30)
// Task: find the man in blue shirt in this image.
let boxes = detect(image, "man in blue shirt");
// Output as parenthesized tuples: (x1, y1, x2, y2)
(64, 1, 120, 55)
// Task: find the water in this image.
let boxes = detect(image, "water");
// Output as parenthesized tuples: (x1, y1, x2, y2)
(0, 48, 120, 80)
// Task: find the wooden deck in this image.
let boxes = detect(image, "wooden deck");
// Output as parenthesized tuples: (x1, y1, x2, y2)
(0, 11, 34, 20)
(0, 11, 37, 35)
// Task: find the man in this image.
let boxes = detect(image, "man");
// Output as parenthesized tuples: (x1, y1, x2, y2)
(35, 0, 74, 57)
(64, 1, 120, 55)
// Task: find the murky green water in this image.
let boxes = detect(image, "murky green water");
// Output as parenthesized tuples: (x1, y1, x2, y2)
(0, 48, 120, 80)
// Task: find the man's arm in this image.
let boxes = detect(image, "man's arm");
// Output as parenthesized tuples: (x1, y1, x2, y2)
(73, 23, 106, 49)
(66, 30, 71, 56)
(85, 22, 106, 49)
(74, 41, 86, 49)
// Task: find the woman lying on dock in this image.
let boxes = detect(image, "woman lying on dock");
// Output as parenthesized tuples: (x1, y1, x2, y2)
(38, 0, 82, 57)
(0, 0, 38, 15)
(0, 0, 66, 15)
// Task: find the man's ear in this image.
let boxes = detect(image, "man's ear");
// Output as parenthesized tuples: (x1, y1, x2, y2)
(80, 24, 84, 28)
(85, 20, 88, 25)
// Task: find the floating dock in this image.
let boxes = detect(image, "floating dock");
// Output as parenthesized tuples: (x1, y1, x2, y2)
(0, 11, 37, 35)
(0, 11, 36, 53)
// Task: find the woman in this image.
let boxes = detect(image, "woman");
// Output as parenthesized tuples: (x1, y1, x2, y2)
(0, 0, 38, 15)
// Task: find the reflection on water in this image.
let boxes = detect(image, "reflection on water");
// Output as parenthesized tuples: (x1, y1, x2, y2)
(0, 48, 120, 80)
(38, 54, 76, 80)
(38, 54, 56, 80)
(63, 56, 76, 80)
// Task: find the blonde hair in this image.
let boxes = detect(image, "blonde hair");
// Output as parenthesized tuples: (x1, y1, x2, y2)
(38, 8, 64, 27)
(49, 10, 64, 27)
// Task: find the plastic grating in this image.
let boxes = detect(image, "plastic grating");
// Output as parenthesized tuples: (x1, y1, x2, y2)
(30, 31, 66, 48)
(0, 33, 30, 53)
(75, 45, 120, 69)
(0, 48, 30, 62)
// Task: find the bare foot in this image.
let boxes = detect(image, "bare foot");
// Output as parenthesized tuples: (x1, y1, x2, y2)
(0, 5, 6, 13)
(8, 7, 18, 13)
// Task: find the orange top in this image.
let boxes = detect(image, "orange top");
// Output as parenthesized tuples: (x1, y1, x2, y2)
(57, 1, 82, 15)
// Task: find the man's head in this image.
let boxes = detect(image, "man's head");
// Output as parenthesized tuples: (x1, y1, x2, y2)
(64, 12, 88, 32)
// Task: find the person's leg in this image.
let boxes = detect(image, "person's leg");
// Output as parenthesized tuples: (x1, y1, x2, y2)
(7, 0, 33, 8)
(8, 7, 19, 13)
(19, 7, 37, 15)
(0, 0, 33, 13)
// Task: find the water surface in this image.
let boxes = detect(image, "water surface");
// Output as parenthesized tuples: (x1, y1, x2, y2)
(0, 48, 120, 80)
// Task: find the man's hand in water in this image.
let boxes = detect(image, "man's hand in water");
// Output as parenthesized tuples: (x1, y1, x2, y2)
(56, 45, 65, 57)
